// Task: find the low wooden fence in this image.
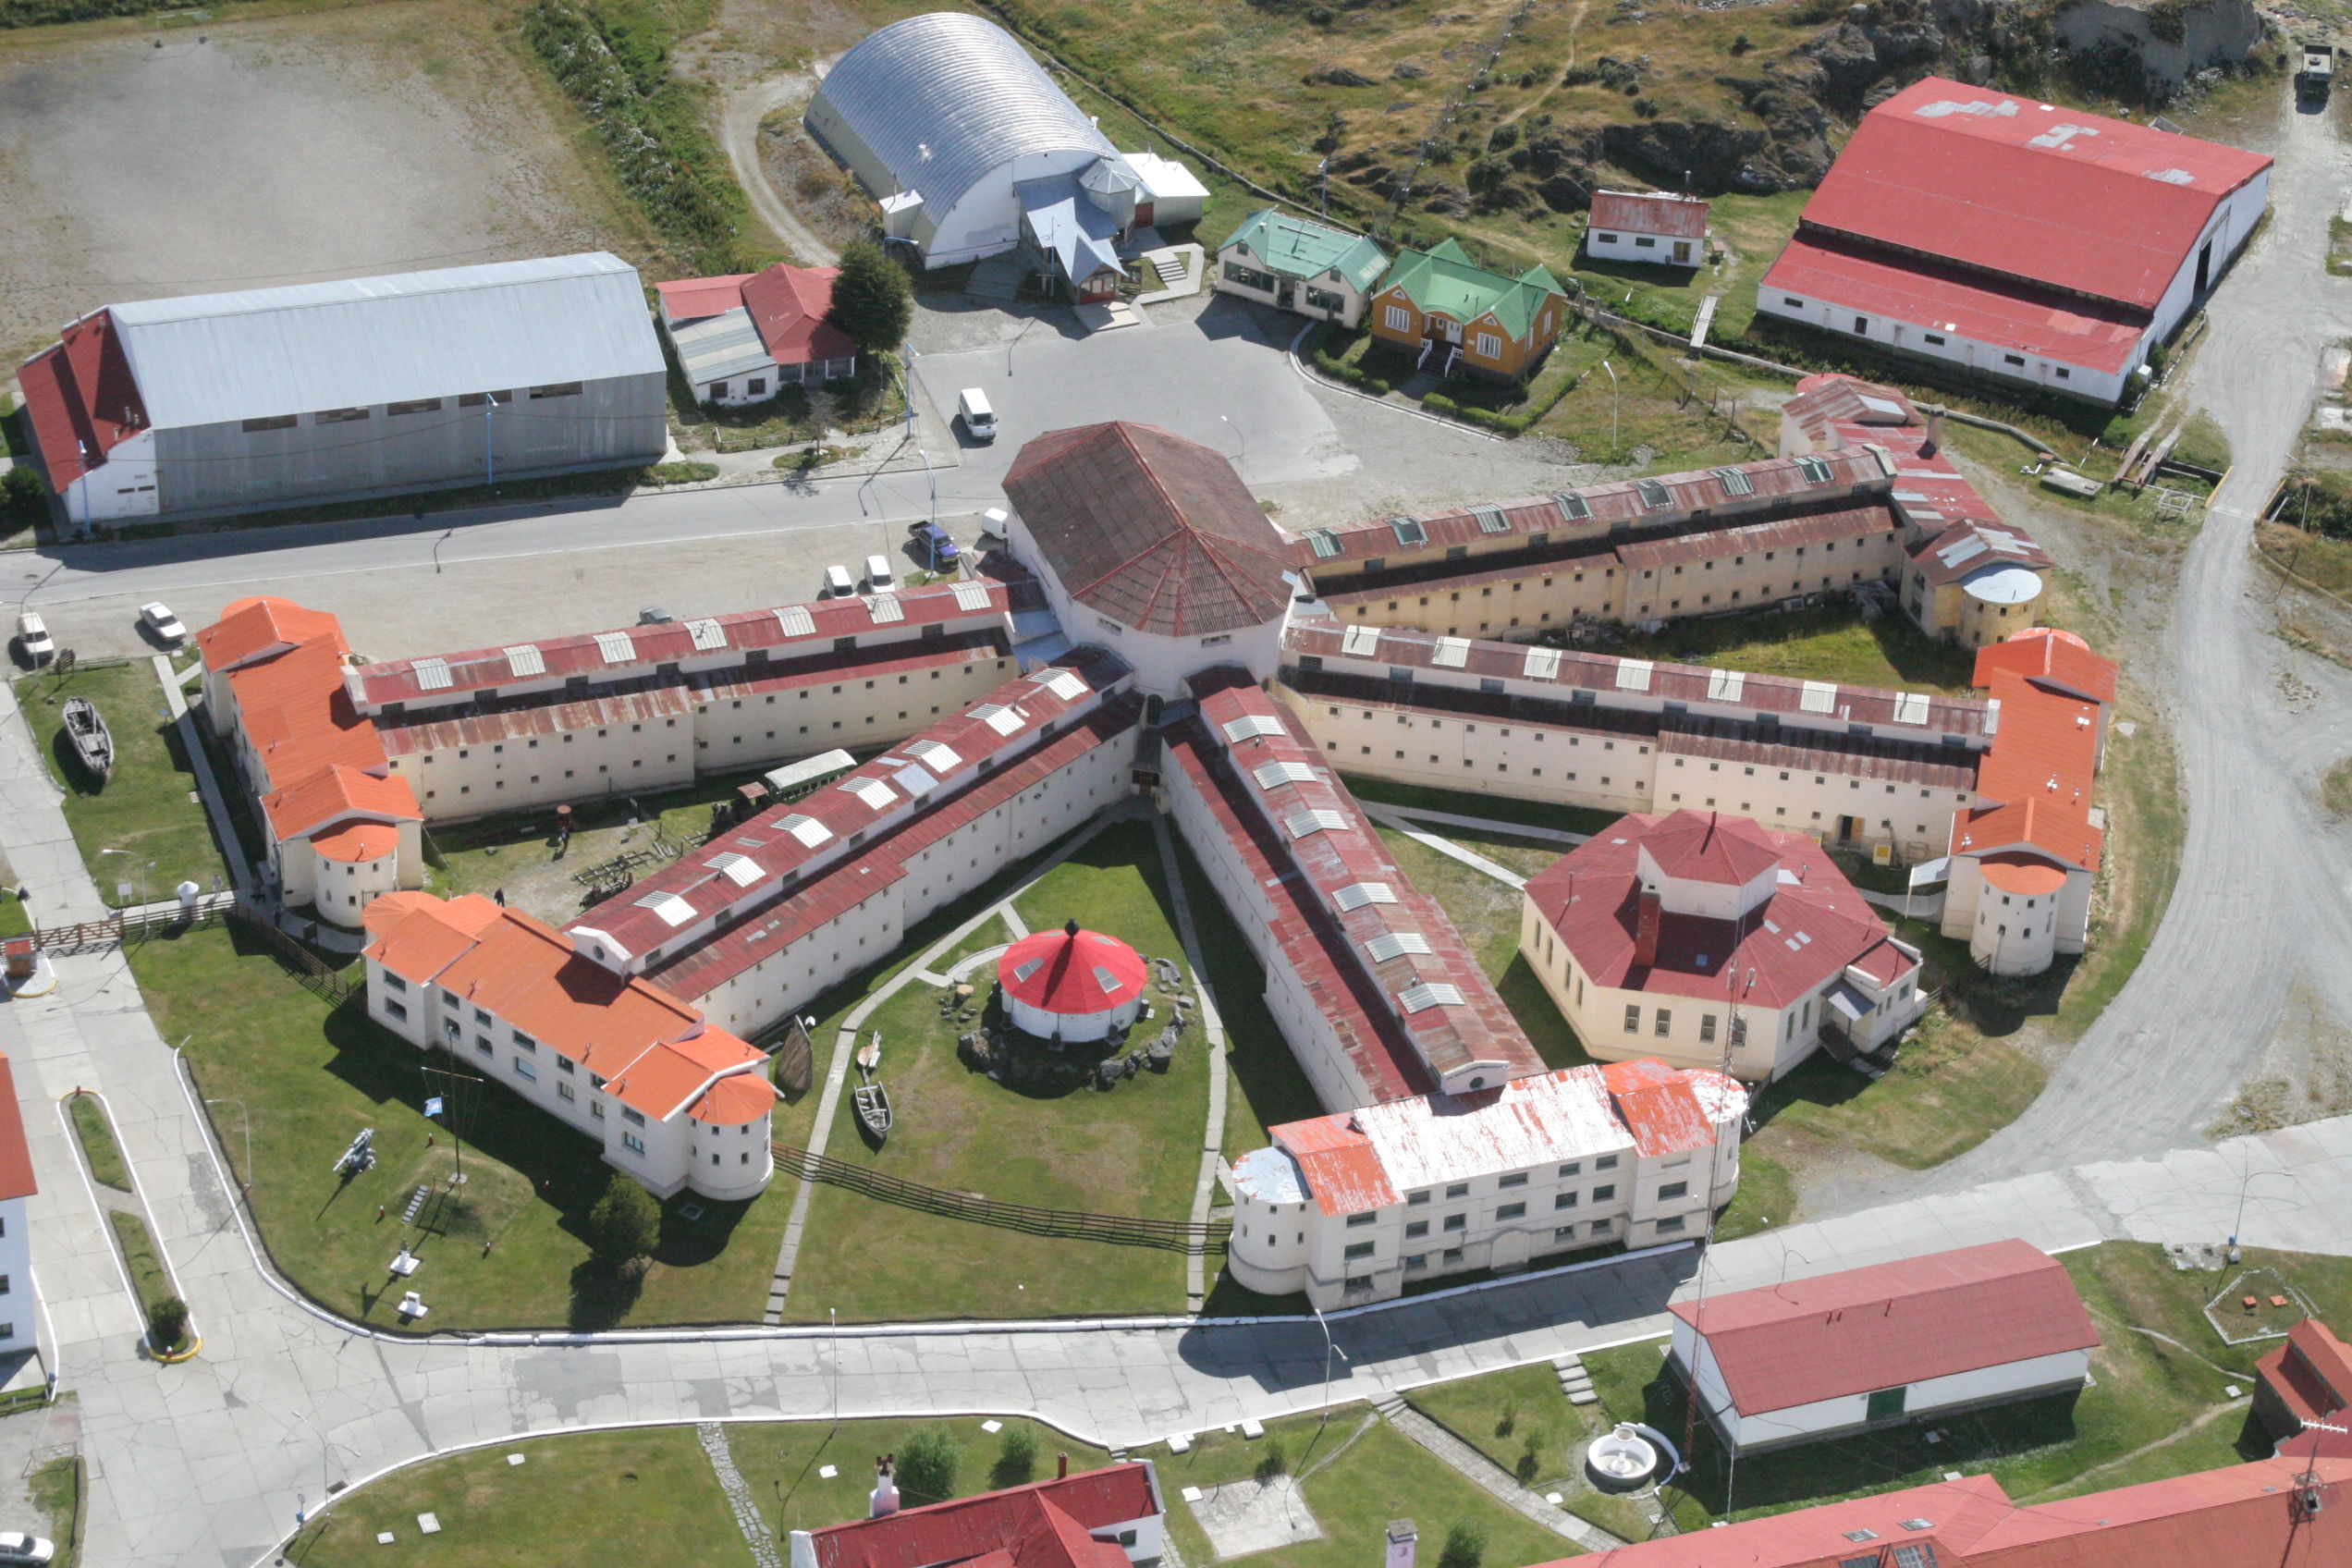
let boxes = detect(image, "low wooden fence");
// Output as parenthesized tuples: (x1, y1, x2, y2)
(17, 897, 359, 1006)
(776, 1145, 1230, 1254)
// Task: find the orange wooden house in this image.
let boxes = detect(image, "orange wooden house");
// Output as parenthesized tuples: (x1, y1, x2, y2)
(1366, 239, 1570, 382)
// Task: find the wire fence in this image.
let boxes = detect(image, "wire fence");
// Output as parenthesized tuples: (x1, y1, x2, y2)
(776, 1144, 1230, 1253)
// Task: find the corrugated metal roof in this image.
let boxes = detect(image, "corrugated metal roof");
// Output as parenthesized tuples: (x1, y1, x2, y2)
(810, 13, 1114, 222)
(104, 252, 662, 430)
(671, 306, 778, 386)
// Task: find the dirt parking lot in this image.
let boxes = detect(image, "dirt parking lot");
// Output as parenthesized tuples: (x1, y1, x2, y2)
(0, 0, 641, 361)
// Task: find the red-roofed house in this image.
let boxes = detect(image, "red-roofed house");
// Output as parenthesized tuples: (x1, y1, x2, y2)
(1670, 1238, 2099, 1452)
(1586, 190, 1710, 268)
(2255, 1317, 2352, 1461)
(656, 262, 858, 407)
(1756, 77, 2272, 403)
(0, 1048, 38, 1358)
(1520, 810, 1924, 1082)
(1229, 1060, 1743, 1305)
(789, 1461, 1164, 1568)
(1557, 1453, 2352, 1568)
(361, 895, 778, 1199)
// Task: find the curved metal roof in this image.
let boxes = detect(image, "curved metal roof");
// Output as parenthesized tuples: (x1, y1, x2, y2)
(1961, 563, 2045, 605)
(812, 12, 1114, 219)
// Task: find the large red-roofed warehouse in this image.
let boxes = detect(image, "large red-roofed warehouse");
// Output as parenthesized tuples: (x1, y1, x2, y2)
(1670, 1238, 2100, 1453)
(1756, 78, 2272, 403)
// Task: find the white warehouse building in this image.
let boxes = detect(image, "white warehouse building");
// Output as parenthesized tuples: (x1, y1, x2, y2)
(805, 12, 1204, 270)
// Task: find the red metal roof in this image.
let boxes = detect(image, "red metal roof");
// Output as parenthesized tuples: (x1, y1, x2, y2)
(999, 924, 1146, 1015)
(0, 1052, 36, 1203)
(195, 595, 344, 673)
(741, 263, 857, 365)
(1589, 190, 1709, 239)
(656, 274, 753, 326)
(312, 820, 401, 864)
(807, 1464, 1158, 1568)
(1523, 811, 1916, 1011)
(17, 310, 147, 491)
(1671, 1238, 2098, 1415)
(1569, 1456, 2352, 1568)
(1975, 627, 2119, 705)
(261, 762, 422, 840)
(1763, 231, 2151, 373)
(1979, 852, 2068, 897)
(1004, 423, 1296, 637)
(1635, 812, 1782, 886)
(1795, 76, 2272, 312)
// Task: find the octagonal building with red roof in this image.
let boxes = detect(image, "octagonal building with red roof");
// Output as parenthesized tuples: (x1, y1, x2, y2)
(998, 919, 1148, 1043)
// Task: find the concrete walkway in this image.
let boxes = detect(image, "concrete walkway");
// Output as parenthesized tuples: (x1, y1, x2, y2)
(1378, 1398, 1623, 1551)
(1361, 804, 1529, 889)
(148, 654, 250, 894)
(1368, 803, 1588, 846)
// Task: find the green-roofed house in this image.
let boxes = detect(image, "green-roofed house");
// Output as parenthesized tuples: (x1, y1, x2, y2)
(1214, 208, 1392, 328)
(1367, 238, 1571, 382)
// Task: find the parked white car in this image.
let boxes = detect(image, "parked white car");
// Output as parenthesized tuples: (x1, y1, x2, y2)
(0, 1531, 55, 1564)
(864, 554, 896, 593)
(139, 602, 187, 644)
(13, 611, 53, 667)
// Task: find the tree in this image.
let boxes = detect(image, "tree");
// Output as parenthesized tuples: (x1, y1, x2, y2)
(828, 239, 912, 358)
(898, 1423, 961, 1505)
(991, 1422, 1039, 1488)
(588, 1174, 661, 1267)
(0, 465, 46, 523)
(1439, 1521, 1487, 1568)
(148, 1295, 189, 1354)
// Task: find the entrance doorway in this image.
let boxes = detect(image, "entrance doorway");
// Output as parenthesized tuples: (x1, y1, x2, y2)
(1277, 281, 1295, 310)
(2195, 237, 2214, 292)
(1672, 239, 1692, 264)
(1837, 815, 1858, 843)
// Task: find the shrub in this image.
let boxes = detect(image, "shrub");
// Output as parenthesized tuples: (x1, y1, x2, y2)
(830, 239, 913, 357)
(1423, 392, 1459, 415)
(991, 1423, 1040, 1488)
(587, 1174, 660, 1266)
(147, 1295, 189, 1353)
(1254, 1439, 1289, 1485)
(1488, 123, 1520, 152)
(899, 1424, 961, 1504)
(1439, 1521, 1487, 1568)
(0, 464, 45, 521)
(642, 461, 718, 485)
(1731, 31, 1753, 54)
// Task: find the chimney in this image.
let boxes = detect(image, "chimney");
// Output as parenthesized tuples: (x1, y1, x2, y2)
(1058, 1452, 1071, 1480)
(871, 1455, 900, 1518)
(1633, 885, 1663, 969)
(1387, 1519, 1418, 1568)
(1922, 410, 1944, 458)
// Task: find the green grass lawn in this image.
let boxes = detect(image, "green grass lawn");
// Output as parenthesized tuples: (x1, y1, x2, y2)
(0, 892, 29, 938)
(26, 1456, 80, 1568)
(1578, 1242, 2334, 1530)
(1607, 604, 1981, 697)
(724, 1416, 1115, 1523)
(106, 1209, 184, 1349)
(19, 661, 229, 907)
(67, 1094, 130, 1190)
(1341, 775, 1621, 840)
(1403, 1363, 1661, 1543)
(783, 820, 1213, 1322)
(292, 1426, 749, 1567)
(1158, 1409, 1584, 1568)
(129, 922, 788, 1330)
(1745, 1010, 2049, 1172)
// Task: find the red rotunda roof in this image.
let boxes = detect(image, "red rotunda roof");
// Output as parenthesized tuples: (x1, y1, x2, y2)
(998, 921, 1147, 1016)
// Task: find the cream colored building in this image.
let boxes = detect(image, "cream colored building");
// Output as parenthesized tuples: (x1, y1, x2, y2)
(1278, 620, 1989, 862)
(1518, 811, 1925, 1083)
(1229, 1060, 1744, 1307)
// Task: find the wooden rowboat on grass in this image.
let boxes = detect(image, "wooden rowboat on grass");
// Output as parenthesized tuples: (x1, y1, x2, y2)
(62, 696, 112, 782)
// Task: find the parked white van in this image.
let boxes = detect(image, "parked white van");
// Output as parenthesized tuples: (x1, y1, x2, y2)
(823, 564, 854, 597)
(957, 388, 997, 442)
(865, 554, 896, 592)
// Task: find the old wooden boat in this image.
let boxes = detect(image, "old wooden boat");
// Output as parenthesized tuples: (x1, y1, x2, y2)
(62, 696, 112, 780)
(852, 1081, 893, 1141)
(855, 1031, 881, 1074)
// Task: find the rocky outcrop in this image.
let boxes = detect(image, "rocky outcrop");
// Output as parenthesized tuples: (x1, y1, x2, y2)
(1307, 64, 1379, 87)
(2052, 0, 2265, 88)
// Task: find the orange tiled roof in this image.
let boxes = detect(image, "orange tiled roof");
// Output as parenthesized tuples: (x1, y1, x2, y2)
(312, 820, 401, 864)
(262, 763, 422, 841)
(688, 1072, 775, 1127)
(365, 893, 505, 983)
(196, 595, 345, 672)
(1975, 626, 2120, 704)
(1954, 798, 2101, 874)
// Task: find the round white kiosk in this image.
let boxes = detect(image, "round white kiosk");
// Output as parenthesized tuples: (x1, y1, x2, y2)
(998, 920, 1146, 1042)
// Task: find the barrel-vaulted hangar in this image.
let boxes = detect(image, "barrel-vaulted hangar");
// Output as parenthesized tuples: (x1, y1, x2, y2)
(805, 12, 1204, 269)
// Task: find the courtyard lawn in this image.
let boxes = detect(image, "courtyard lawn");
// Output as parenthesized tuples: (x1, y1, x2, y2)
(1157, 1409, 1585, 1568)
(290, 1426, 748, 1567)
(1341, 775, 1621, 841)
(1605, 604, 1981, 697)
(129, 922, 788, 1330)
(1746, 1008, 2048, 1172)
(1403, 1362, 1663, 1544)
(782, 820, 1215, 1322)
(1578, 1242, 2306, 1531)
(20, 661, 229, 907)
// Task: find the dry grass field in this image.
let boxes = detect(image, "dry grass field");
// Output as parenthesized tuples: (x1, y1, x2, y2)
(0, 0, 648, 361)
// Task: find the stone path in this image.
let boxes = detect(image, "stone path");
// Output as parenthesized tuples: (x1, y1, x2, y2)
(1152, 814, 1232, 1314)
(699, 1420, 783, 1568)
(1359, 805, 1528, 888)
(1377, 1398, 1623, 1552)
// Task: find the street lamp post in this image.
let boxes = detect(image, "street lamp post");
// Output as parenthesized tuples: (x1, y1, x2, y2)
(1599, 359, 1621, 462)
(2230, 1167, 2297, 1263)
(1219, 414, 1247, 473)
(1312, 1304, 1348, 1428)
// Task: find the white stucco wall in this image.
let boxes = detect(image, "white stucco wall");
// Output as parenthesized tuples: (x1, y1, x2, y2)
(0, 1194, 33, 1355)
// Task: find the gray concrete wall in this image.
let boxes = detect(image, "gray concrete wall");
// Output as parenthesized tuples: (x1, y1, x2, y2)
(151, 371, 668, 517)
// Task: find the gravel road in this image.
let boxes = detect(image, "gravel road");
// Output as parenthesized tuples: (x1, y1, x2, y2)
(1848, 83, 2352, 1202)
